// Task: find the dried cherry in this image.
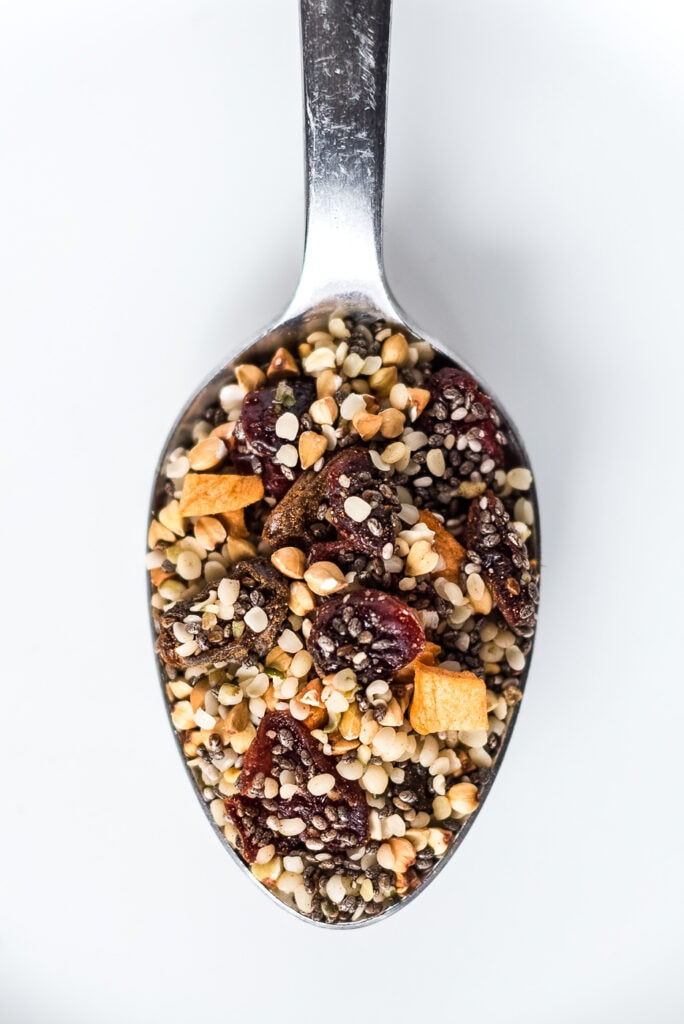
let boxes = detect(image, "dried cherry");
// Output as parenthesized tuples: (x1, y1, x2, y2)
(229, 378, 315, 498)
(307, 588, 425, 683)
(464, 490, 539, 636)
(323, 447, 400, 557)
(415, 368, 506, 490)
(156, 558, 289, 668)
(224, 711, 369, 863)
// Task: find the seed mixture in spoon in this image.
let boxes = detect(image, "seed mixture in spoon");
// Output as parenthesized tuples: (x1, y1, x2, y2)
(148, 313, 539, 924)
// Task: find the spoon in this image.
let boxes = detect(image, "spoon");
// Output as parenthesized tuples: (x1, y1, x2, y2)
(149, 0, 540, 927)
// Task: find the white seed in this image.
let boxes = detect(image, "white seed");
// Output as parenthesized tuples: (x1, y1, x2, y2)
(303, 347, 336, 373)
(377, 843, 395, 870)
(244, 606, 268, 633)
(194, 707, 216, 730)
(404, 430, 428, 452)
(337, 758, 364, 781)
(170, 701, 195, 730)
(255, 843, 276, 865)
(295, 888, 314, 914)
(307, 773, 335, 796)
(219, 383, 244, 411)
(289, 698, 309, 721)
(426, 449, 446, 477)
(340, 392, 367, 420)
(362, 355, 382, 375)
(432, 796, 452, 820)
(176, 551, 202, 580)
(399, 503, 420, 525)
(279, 783, 299, 800)
(175, 640, 199, 659)
(283, 855, 304, 873)
(277, 871, 303, 894)
(328, 317, 350, 339)
(363, 764, 388, 794)
(276, 444, 299, 468)
(344, 496, 372, 522)
(419, 735, 439, 768)
(278, 628, 303, 654)
(172, 621, 193, 644)
(263, 778, 278, 800)
(209, 799, 226, 826)
(385, 814, 406, 838)
(469, 746, 493, 768)
(369, 448, 390, 472)
(290, 650, 313, 678)
(244, 673, 269, 698)
(275, 412, 300, 440)
(326, 875, 347, 904)
(389, 382, 410, 409)
(459, 729, 488, 748)
(217, 578, 240, 607)
(278, 676, 299, 700)
(466, 572, 485, 602)
(515, 497, 535, 525)
(507, 467, 533, 490)
(166, 454, 190, 479)
(506, 645, 526, 671)
(279, 817, 306, 837)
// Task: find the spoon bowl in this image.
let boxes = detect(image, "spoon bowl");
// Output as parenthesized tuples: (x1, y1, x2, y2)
(149, 0, 540, 928)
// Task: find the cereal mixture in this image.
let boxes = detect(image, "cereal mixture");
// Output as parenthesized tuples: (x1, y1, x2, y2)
(148, 313, 540, 924)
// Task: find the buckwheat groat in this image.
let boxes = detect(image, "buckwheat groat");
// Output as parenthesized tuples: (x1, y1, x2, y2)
(148, 313, 539, 924)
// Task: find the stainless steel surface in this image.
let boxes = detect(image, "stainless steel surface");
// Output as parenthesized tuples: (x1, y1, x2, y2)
(149, 0, 541, 929)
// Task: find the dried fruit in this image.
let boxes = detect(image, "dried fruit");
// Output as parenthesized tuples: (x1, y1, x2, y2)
(178, 473, 264, 516)
(224, 712, 369, 863)
(464, 490, 539, 635)
(414, 368, 505, 495)
(307, 589, 425, 683)
(261, 467, 329, 547)
(230, 377, 315, 498)
(323, 447, 400, 557)
(409, 662, 488, 735)
(156, 558, 289, 667)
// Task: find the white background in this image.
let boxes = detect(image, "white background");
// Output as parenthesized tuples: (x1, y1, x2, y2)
(1, 1, 683, 1022)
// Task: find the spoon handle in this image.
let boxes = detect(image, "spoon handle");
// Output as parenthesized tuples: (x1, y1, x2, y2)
(290, 0, 392, 314)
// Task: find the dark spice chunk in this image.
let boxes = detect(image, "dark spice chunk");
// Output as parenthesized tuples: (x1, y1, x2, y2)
(224, 711, 369, 863)
(306, 588, 425, 683)
(261, 466, 330, 546)
(156, 558, 289, 668)
(464, 490, 539, 636)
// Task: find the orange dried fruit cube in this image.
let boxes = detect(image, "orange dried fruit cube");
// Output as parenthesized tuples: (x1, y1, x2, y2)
(409, 662, 488, 735)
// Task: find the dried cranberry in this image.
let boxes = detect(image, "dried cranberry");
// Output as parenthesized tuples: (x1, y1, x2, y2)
(415, 368, 506, 493)
(224, 712, 368, 863)
(229, 378, 315, 497)
(156, 558, 289, 668)
(464, 490, 539, 636)
(323, 447, 400, 557)
(307, 589, 425, 683)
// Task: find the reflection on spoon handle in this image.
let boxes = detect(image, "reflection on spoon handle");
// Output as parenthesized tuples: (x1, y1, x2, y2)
(291, 0, 392, 314)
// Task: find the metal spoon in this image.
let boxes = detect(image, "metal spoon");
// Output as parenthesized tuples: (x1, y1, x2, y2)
(149, 0, 540, 927)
